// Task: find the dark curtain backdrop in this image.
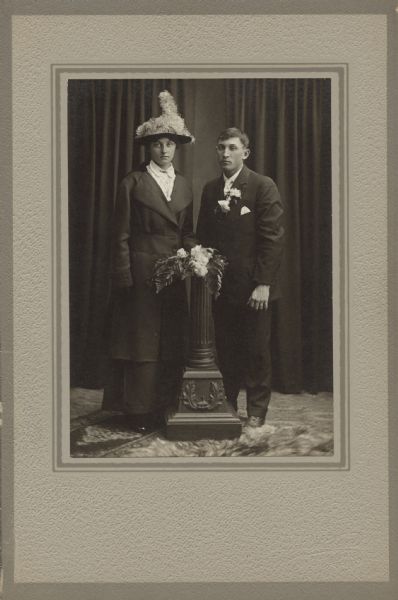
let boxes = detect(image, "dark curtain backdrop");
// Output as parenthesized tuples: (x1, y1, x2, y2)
(68, 78, 332, 394)
(225, 79, 332, 393)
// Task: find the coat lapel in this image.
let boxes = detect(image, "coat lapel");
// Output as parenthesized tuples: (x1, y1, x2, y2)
(212, 176, 227, 217)
(228, 166, 250, 218)
(231, 164, 250, 196)
(134, 171, 179, 226)
(169, 174, 193, 214)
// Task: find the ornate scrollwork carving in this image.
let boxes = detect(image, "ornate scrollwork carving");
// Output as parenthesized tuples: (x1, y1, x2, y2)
(181, 380, 224, 411)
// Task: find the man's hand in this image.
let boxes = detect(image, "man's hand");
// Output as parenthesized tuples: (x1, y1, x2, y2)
(247, 285, 270, 311)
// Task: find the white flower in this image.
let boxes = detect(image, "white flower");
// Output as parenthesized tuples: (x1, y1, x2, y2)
(176, 248, 188, 258)
(190, 245, 202, 257)
(193, 264, 208, 277)
(229, 187, 241, 198)
(218, 199, 231, 213)
(190, 257, 209, 272)
(190, 245, 210, 263)
(190, 245, 214, 276)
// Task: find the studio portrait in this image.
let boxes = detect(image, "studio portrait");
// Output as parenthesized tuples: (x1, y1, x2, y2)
(4, 5, 394, 596)
(67, 78, 333, 459)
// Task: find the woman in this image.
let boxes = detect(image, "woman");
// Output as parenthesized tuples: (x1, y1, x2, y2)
(102, 91, 196, 433)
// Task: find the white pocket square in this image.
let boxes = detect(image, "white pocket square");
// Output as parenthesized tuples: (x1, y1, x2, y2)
(240, 206, 251, 215)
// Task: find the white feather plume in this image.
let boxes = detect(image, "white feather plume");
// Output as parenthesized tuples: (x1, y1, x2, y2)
(159, 90, 178, 116)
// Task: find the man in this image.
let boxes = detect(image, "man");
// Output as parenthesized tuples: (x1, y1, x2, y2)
(196, 127, 284, 428)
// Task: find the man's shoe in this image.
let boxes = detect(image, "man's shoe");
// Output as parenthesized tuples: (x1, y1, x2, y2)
(245, 416, 265, 428)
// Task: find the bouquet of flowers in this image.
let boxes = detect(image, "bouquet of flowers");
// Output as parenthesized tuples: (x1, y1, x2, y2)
(153, 245, 227, 298)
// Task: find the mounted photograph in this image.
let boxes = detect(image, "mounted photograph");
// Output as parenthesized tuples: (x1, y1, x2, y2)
(64, 75, 338, 462)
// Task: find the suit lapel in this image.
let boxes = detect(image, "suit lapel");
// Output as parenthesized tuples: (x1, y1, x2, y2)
(218, 175, 225, 198)
(135, 171, 178, 226)
(231, 164, 250, 195)
(209, 176, 225, 221)
(169, 174, 193, 215)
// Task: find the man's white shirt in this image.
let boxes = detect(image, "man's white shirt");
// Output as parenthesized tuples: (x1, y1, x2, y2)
(223, 165, 244, 196)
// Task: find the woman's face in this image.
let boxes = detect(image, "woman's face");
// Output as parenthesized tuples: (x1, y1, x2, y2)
(149, 137, 177, 170)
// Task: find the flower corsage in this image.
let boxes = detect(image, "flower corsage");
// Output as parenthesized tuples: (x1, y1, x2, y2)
(217, 187, 242, 214)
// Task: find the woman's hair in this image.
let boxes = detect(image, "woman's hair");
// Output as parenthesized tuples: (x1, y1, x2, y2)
(217, 127, 250, 149)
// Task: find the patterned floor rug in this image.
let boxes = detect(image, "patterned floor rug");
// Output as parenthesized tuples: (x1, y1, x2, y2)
(70, 390, 334, 458)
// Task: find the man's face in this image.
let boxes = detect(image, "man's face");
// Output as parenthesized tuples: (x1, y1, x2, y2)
(216, 136, 250, 176)
(149, 137, 177, 170)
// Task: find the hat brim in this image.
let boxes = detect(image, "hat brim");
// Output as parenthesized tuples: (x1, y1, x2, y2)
(135, 132, 193, 145)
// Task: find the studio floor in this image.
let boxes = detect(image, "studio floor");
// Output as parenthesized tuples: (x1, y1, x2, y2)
(70, 389, 334, 458)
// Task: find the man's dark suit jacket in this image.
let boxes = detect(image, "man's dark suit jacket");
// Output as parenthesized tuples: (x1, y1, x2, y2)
(196, 165, 284, 305)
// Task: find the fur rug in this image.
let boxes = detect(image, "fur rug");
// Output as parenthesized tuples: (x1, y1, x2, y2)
(70, 391, 334, 458)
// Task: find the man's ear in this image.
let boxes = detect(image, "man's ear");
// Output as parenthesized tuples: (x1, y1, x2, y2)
(243, 148, 250, 160)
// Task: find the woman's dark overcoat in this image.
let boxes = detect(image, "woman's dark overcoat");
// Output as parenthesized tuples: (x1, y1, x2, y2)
(108, 165, 196, 362)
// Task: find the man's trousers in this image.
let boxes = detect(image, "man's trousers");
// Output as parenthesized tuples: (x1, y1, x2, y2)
(213, 296, 272, 419)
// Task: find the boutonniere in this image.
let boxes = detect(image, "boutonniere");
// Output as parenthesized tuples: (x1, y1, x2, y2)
(217, 199, 231, 213)
(216, 187, 242, 214)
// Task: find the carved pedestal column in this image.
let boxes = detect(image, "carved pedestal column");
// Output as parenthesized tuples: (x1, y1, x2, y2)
(166, 277, 242, 441)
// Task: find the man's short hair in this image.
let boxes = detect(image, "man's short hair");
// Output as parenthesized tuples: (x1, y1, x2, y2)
(217, 127, 250, 148)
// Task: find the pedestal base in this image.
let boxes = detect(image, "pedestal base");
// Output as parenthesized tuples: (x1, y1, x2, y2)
(166, 369, 242, 441)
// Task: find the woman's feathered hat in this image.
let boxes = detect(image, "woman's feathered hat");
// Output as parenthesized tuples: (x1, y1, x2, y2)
(135, 90, 195, 145)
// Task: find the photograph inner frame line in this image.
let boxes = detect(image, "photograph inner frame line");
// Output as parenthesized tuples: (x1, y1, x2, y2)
(54, 64, 348, 471)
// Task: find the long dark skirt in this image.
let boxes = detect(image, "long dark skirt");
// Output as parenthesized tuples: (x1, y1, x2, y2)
(102, 359, 183, 416)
